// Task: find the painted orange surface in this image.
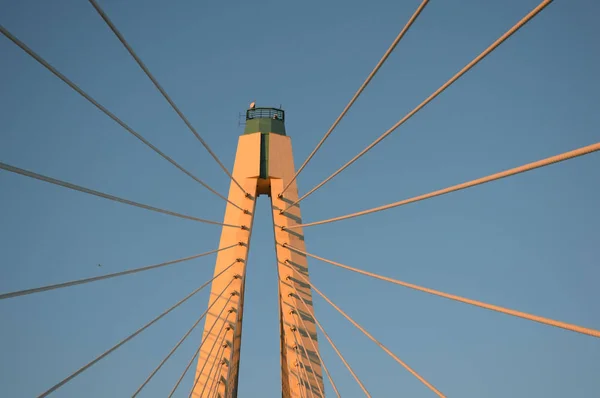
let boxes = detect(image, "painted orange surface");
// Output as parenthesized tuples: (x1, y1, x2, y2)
(191, 133, 259, 398)
(192, 128, 324, 397)
(270, 133, 325, 398)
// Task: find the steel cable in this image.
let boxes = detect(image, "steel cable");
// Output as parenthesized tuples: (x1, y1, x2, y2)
(0, 25, 243, 210)
(87, 0, 248, 197)
(132, 279, 235, 396)
(37, 262, 237, 397)
(286, 244, 600, 339)
(290, 263, 445, 397)
(282, 0, 553, 212)
(289, 305, 341, 398)
(288, 141, 600, 229)
(293, 286, 371, 397)
(0, 245, 236, 301)
(0, 161, 240, 227)
(168, 292, 234, 397)
(280, 0, 430, 196)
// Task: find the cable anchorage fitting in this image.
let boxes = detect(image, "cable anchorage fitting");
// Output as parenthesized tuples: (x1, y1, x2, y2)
(240, 225, 249, 231)
(233, 274, 242, 280)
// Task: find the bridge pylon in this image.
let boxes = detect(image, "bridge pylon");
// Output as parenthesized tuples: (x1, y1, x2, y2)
(191, 106, 325, 397)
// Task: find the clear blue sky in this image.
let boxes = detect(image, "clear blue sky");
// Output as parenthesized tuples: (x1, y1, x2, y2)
(1, 0, 599, 396)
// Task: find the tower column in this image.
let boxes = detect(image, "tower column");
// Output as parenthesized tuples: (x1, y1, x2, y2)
(270, 133, 325, 398)
(191, 133, 259, 398)
(193, 107, 324, 397)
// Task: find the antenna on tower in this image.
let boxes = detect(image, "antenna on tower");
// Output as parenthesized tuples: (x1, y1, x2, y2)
(239, 100, 255, 128)
(237, 112, 246, 128)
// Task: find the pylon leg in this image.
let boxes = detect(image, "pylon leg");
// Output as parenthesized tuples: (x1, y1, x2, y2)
(270, 133, 325, 398)
(192, 133, 260, 398)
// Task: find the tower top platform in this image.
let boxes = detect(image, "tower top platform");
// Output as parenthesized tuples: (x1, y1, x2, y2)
(243, 106, 286, 136)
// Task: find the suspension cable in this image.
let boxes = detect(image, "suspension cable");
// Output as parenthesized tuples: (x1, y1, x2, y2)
(298, 357, 315, 398)
(169, 343, 201, 398)
(281, 0, 553, 212)
(132, 279, 235, 396)
(208, 375, 220, 398)
(0, 245, 236, 301)
(289, 305, 324, 397)
(290, 325, 314, 398)
(284, 316, 308, 398)
(0, 161, 240, 228)
(287, 357, 303, 398)
(287, 141, 600, 229)
(290, 318, 323, 398)
(290, 266, 446, 398)
(168, 292, 234, 397)
(223, 307, 241, 398)
(199, 347, 225, 398)
(0, 25, 244, 210)
(206, 360, 225, 398)
(190, 315, 232, 396)
(86, 0, 248, 197)
(294, 287, 371, 397)
(296, 364, 309, 398)
(37, 262, 237, 398)
(197, 340, 228, 398)
(272, 233, 305, 397)
(286, 244, 600, 339)
(290, 305, 341, 398)
(279, 0, 430, 196)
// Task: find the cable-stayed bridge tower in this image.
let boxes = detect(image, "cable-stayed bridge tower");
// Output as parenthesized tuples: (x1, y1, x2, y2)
(2, 1, 600, 397)
(190, 106, 325, 397)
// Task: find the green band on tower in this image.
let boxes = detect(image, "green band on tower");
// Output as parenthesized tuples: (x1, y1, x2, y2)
(243, 107, 286, 179)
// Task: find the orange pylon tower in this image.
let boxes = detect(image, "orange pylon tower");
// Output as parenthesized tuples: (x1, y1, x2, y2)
(191, 106, 325, 397)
